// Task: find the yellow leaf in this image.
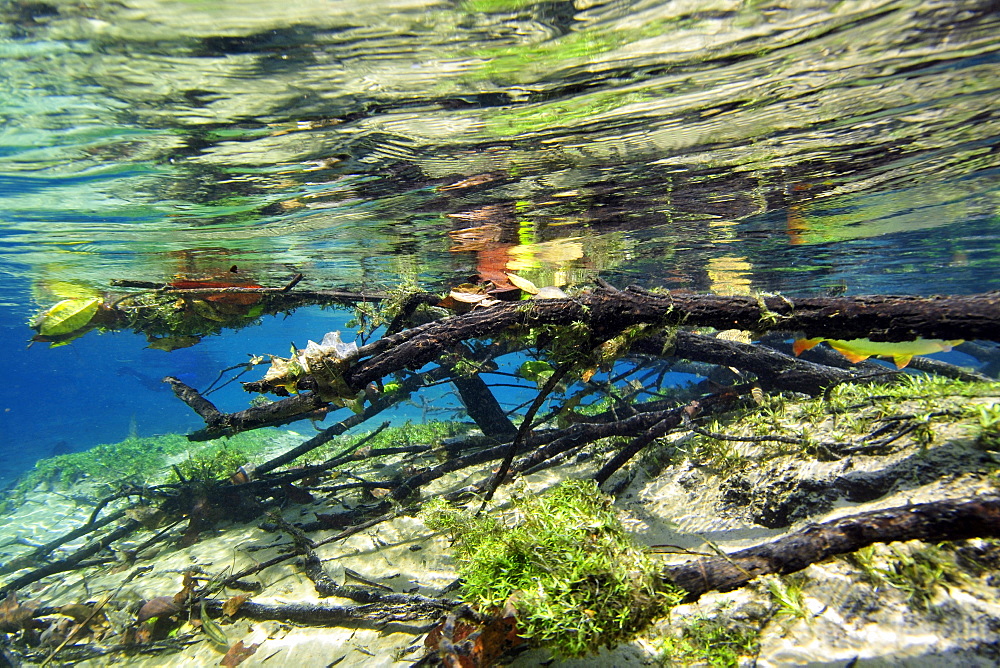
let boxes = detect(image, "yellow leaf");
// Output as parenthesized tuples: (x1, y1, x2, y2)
(35, 298, 102, 337)
(505, 272, 539, 295)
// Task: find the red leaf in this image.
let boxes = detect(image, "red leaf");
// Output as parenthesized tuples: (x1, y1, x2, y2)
(220, 640, 260, 667)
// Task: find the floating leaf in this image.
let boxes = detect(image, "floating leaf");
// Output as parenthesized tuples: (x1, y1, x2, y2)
(505, 272, 539, 295)
(34, 297, 102, 337)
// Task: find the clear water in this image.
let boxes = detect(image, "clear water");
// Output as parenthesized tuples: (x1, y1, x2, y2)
(0, 0, 998, 480)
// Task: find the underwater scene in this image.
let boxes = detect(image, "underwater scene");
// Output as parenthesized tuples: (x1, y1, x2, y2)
(1, 0, 999, 665)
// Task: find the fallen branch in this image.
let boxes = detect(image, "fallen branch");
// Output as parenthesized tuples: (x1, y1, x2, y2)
(663, 495, 1000, 601)
(0, 520, 141, 597)
(343, 289, 1000, 392)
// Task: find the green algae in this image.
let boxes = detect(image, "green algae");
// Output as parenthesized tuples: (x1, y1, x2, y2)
(422, 479, 680, 657)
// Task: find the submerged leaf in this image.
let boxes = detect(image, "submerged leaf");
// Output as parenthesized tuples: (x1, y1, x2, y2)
(137, 596, 182, 624)
(793, 337, 964, 368)
(220, 640, 260, 667)
(221, 595, 249, 618)
(518, 360, 554, 382)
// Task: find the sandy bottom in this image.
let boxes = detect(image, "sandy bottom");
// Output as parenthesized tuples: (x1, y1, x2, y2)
(2, 398, 1000, 667)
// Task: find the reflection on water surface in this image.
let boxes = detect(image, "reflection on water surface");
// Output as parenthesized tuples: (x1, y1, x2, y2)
(1, 0, 998, 306)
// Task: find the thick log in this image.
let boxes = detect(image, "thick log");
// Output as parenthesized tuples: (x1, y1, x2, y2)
(663, 496, 1000, 601)
(343, 289, 1000, 392)
(179, 288, 999, 439)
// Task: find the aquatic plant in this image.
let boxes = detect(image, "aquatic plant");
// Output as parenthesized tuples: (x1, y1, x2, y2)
(973, 403, 1000, 449)
(167, 444, 251, 484)
(422, 480, 680, 657)
(765, 574, 811, 624)
(848, 542, 966, 612)
(0, 430, 282, 514)
(654, 610, 760, 668)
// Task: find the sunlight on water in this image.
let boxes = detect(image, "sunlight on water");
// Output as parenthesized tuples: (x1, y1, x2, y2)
(0, 0, 997, 301)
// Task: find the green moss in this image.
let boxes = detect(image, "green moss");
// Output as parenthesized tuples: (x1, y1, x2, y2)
(298, 421, 469, 465)
(115, 291, 263, 339)
(655, 612, 759, 667)
(167, 444, 250, 483)
(683, 377, 1000, 468)
(848, 542, 967, 611)
(422, 480, 679, 657)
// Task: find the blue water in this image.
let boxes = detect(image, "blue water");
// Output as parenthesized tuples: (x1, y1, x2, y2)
(1, 0, 999, 482)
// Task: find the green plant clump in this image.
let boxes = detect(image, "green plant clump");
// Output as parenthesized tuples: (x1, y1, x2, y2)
(655, 612, 760, 667)
(167, 444, 250, 483)
(422, 480, 679, 657)
(1, 430, 284, 514)
(299, 420, 467, 464)
(849, 542, 966, 611)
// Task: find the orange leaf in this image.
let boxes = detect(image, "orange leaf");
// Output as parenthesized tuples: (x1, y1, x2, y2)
(220, 640, 260, 667)
(221, 595, 249, 618)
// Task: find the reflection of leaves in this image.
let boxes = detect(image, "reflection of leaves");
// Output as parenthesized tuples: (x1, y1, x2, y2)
(146, 334, 202, 351)
(518, 360, 554, 389)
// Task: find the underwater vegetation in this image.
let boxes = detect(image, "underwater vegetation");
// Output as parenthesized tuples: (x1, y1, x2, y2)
(422, 480, 679, 657)
(4, 278, 1000, 666)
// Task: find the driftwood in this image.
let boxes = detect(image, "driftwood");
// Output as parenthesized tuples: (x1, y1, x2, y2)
(0, 520, 141, 598)
(7, 284, 998, 666)
(342, 289, 1000, 392)
(177, 288, 998, 442)
(664, 495, 1000, 601)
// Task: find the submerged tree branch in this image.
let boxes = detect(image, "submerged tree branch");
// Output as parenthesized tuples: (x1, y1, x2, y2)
(663, 495, 1000, 601)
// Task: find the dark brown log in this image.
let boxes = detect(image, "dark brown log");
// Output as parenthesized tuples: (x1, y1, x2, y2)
(663, 331, 863, 395)
(179, 289, 998, 436)
(663, 496, 1000, 601)
(452, 373, 518, 441)
(207, 599, 446, 625)
(343, 289, 1000, 392)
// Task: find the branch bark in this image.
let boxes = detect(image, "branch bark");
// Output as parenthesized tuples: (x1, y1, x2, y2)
(343, 289, 1000, 392)
(663, 496, 1000, 601)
